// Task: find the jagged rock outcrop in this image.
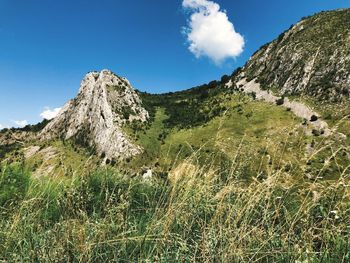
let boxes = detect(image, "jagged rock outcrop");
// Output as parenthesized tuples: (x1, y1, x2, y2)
(41, 69, 149, 161)
(243, 9, 350, 101)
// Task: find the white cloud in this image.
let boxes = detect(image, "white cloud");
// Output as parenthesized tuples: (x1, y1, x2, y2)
(0, 124, 10, 130)
(40, 107, 61, 120)
(13, 120, 28, 127)
(182, 0, 245, 64)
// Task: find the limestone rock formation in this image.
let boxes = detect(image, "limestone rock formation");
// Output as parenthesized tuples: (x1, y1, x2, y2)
(243, 9, 350, 101)
(41, 69, 149, 161)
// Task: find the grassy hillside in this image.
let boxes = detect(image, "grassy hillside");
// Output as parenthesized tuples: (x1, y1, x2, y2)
(1, 140, 349, 262)
(1, 78, 350, 181)
(1, 72, 350, 262)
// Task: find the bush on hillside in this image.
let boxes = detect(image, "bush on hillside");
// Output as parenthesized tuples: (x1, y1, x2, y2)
(276, 97, 285, 105)
(310, 114, 319, 122)
(0, 164, 30, 208)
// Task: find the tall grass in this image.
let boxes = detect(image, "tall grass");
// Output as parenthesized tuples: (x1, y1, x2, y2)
(0, 145, 349, 262)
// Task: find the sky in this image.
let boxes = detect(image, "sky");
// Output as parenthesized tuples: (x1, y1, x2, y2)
(0, 0, 349, 128)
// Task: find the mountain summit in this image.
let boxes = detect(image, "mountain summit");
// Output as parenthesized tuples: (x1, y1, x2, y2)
(41, 70, 149, 162)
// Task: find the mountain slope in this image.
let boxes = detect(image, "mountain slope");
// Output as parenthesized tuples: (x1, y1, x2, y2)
(243, 9, 350, 101)
(1, 9, 350, 178)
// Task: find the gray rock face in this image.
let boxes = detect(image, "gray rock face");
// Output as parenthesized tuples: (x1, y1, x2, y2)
(41, 69, 149, 161)
(244, 9, 350, 101)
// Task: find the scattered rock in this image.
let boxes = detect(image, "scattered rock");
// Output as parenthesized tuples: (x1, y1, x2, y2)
(142, 169, 153, 180)
(235, 78, 332, 136)
(24, 145, 40, 159)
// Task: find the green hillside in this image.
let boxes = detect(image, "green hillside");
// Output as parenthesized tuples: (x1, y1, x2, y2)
(1, 75, 350, 261)
(1, 8, 350, 263)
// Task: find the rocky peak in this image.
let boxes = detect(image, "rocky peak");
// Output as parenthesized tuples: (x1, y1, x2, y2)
(41, 69, 149, 162)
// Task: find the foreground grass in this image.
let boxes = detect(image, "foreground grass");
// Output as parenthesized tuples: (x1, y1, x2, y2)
(1, 148, 349, 263)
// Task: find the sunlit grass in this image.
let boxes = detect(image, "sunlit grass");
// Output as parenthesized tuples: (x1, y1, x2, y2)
(1, 131, 349, 262)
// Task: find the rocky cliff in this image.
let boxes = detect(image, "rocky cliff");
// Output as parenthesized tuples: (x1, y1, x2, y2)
(41, 69, 149, 162)
(243, 9, 350, 101)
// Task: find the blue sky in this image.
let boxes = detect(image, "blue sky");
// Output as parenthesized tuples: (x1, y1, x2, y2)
(0, 0, 349, 128)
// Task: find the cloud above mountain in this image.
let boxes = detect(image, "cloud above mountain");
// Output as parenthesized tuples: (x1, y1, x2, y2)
(40, 107, 61, 120)
(182, 0, 245, 64)
(13, 120, 28, 127)
(0, 123, 10, 129)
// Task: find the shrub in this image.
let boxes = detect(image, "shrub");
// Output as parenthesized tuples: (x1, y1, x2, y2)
(312, 129, 321, 136)
(324, 112, 333, 120)
(220, 74, 230, 84)
(250, 91, 257, 100)
(0, 164, 30, 208)
(276, 97, 285, 105)
(310, 115, 319, 122)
